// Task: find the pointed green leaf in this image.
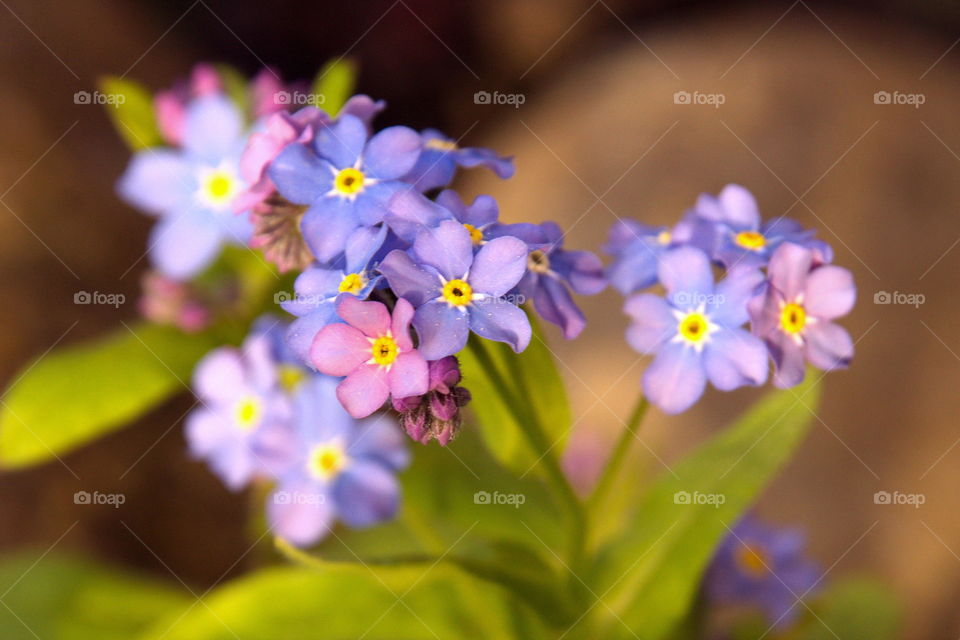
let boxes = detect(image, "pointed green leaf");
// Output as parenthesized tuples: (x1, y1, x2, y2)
(99, 76, 163, 150)
(595, 377, 821, 639)
(0, 323, 217, 468)
(311, 58, 357, 116)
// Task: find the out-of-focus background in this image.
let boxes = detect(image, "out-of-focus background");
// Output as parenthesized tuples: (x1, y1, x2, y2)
(1, 0, 958, 637)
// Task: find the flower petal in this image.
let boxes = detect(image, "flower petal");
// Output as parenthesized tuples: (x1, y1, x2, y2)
(411, 220, 473, 280)
(268, 143, 334, 204)
(183, 95, 242, 162)
(149, 213, 223, 280)
(716, 184, 761, 228)
(391, 298, 417, 350)
(384, 188, 452, 243)
(337, 365, 390, 418)
(711, 267, 765, 327)
(377, 250, 440, 307)
(286, 305, 339, 365)
(313, 114, 367, 169)
(805, 321, 854, 371)
(300, 198, 360, 263)
(336, 296, 391, 338)
(117, 150, 192, 215)
(658, 247, 715, 305)
(193, 348, 245, 404)
(363, 125, 422, 179)
(703, 328, 769, 391)
(804, 265, 855, 320)
(350, 415, 410, 471)
(388, 351, 429, 399)
(468, 299, 532, 353)
(268, 480, 334, 547)
(333, 460, 400, 527)
(624, 294, 675, 355)
(309, 323, 371, 376)
(531, 276, 586, 339)
(642, 342, 706, 414)
(414, 302, 470, 360)
(468, 235, 528, 297)
(767, 243, 812, 301)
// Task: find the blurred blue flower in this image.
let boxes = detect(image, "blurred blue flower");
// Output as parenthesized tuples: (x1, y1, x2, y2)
(267, 114, 421, 262)
(704, 516, 820, 629)
(267, 375, 409, 547)
(118, 94, 254, 279)
(624, 247, 768, 414)
(402, 129, 514, 192)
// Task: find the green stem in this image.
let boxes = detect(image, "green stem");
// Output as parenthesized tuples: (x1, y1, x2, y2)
(468, 339, 587, 571)
(275, 536, 438, 569)
(587, 395, 649, 512)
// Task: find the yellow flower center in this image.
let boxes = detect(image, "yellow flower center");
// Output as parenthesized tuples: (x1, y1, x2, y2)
(677, 312, 710, 344)
(278, 365, 306, 392)
(370, 335, 399, 366)
(734, 230, 767, 251)
(656, 230, 672, 245)
(779, 302, 807, 334)
(463, 223, 484, 245)
(307, 443, 348, 480)
(233, 396, 262, 431)
(199, 169, 239, 207)
(338, 272, 366, 294)
(527, 249, 551, 274)
(334, 168, 366, 195)
(442, 279, 473, 306)
(425, 138, 458, 152)
(735, 543, 769, 578)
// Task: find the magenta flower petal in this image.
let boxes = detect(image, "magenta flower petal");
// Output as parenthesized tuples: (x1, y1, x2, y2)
(767, 242, 812, 300)
(804, 266, 856, 319)
(337, 365, 391, 418)
(310, 323, 371, 376)
(391, 298, 416, 350)
(804, 321, 854, 371)
(388, 351, 429, 399)
(770, 336, 807, 389)
(336, 297, 391, 339)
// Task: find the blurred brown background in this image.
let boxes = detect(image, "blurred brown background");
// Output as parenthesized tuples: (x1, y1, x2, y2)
(1, 0, 959, 637)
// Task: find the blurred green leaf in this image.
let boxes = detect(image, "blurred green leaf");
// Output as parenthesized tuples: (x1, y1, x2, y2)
(798, 578, 900, 640)
(0, 322, 217, 469)
(595, 376, 820, 640)
(139, 564, 506, 640)
(214, 64, 251, 121)
(99, 76, 163, 150)
(0, 552, 188, 640)
(458, 318, 572, 476)
(311, 58, 357, 116)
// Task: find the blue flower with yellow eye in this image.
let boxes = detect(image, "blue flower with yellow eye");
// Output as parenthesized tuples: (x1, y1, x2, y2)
(267, 114, 421, 263)
(118, 94, 253, 280)
(281, 225, 387, 364)
(402, 129, 514, 192)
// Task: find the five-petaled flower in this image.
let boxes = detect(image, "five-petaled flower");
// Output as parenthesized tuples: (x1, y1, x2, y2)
(402, 128, 514, 192)
(310, 296, 429, 418)
(267, 113, 421, 263)
(748, 242, 855, 388)
(624, 247, 769, 414)
(378, 220, 532, 360)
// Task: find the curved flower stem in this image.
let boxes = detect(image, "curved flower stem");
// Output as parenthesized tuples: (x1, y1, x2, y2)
(467, 339, 587, 572)
(275, 536, 438, 569)
(586, 395, 650, 513)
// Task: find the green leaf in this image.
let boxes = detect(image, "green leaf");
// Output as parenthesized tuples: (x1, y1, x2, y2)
(458, 318, 572, 475)
(139, 564, 508, 640)
(797, 578, 900, 640)
(0, 322, 217, 469)
(0, 552, 189, 640)
(594, 377, 821, 640)
(99, 76, 163, 150)
(311, 58, 357, 116)
(214, 64, 252, 122)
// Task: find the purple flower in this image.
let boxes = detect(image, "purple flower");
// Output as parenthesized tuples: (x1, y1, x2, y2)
(603, 217, 710, 296)
(310, 297, 429, 418)
(377, 220, 532, 359)
(704, 516, 820, 628)
(691, 184, 832, 269)
(267, 375, 409, 547)
(490, 221, 606, 339)
(624, 247, 769, 414)
(266, 114, 421, 262)
(384, 188, 500, 246)
(117, 94, 254, 280)
(185, 330, 295, 490)
(392, 356, 472, 446)
(748, 242, 855, 388)
(281, 225, 387, 363)
(402, 129, 514, 192)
